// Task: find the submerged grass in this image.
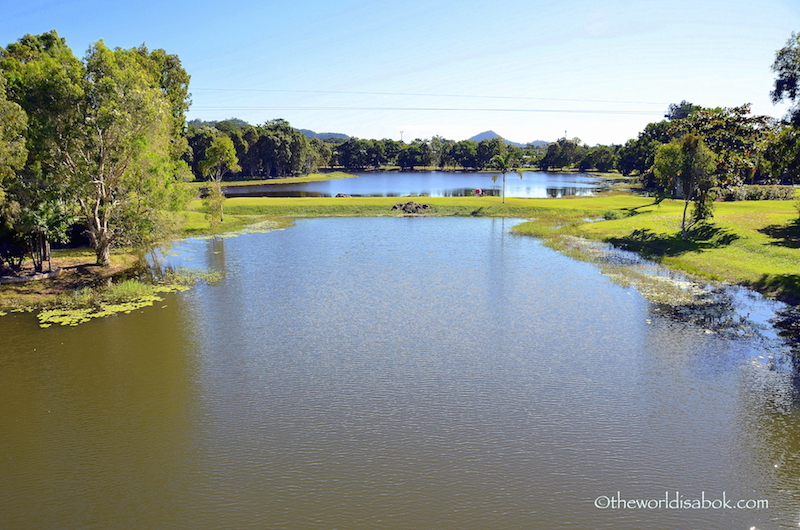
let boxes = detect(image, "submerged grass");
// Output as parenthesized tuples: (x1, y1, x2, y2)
(178, 210, 293, 238)
(513, 196, 800, 304)
(36, 268, 222, 327)
(543, 234, 716, 308)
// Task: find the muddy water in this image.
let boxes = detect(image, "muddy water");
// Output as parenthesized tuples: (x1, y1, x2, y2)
(1, 217, 798, 529)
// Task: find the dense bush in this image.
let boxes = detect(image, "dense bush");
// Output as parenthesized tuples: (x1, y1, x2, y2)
(719, 185, 797, 201)
(602, 209, 637, 220)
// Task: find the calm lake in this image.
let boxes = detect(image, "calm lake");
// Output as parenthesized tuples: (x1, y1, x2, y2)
(1, 217, 798, 529)
(223, 170, 604, 198)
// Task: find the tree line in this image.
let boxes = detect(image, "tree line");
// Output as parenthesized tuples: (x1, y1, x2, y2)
(188, 99, 800, 187)
(187, 121, 619, 177)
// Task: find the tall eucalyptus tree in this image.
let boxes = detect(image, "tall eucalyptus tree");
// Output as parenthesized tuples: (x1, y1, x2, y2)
(0, 32, 192, 266)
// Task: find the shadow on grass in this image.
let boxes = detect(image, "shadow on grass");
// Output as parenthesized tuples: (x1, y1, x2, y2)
(608, 223, 740, 258)
(628, 199, 662, 212)
(748, 274, 800, 306)
(759, 218, 800, 249)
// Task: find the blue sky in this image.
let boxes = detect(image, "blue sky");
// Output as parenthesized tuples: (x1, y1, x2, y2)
(2, 0, 799, 144)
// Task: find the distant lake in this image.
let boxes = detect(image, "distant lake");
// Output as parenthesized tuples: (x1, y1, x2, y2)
(223, 170, 605, 198)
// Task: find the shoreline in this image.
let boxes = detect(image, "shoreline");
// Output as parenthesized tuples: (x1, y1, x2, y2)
(189, 171, 358, 190)
(2, 192, 797, 320)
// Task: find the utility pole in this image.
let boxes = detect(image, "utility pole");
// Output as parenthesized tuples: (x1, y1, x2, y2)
(400, 131, 404, 142)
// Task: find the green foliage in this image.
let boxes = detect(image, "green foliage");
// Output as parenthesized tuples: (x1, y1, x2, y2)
(195, 135, 240, 231)
(186, 125, 220, 177)
(132, 45, 191, 160)
(771, 31, 800, 124)
(335, 137, 400, 169)
(240, 119, 310, 178)
(616, 121, 674, 178)
(602, 209, 637, 220)
(665, 100, 701, 121)
(0, 32, 192, 266)
(199, 134, 240, 181)
(19, 198, 73, 271)
(719, 185, 796, 201)
(160, 267, 223, 286)
(0, 75, 27, 185)
(0, 35, 82, 270)
(671, 104, 772, 187)
(38, 280, 168, 327)
(397, 141, 423, 169)
(763, 123, 800, 184)
(579, 145, 617, 172)
(653, 134, 717, 239)
(476, 137, 506, 169)
(489, 151, 520, 203)
(538, 138, 585, 170)
(450, 140, 478, 169)
(103, 279, 158, 303)
(203, 180, 226, 231)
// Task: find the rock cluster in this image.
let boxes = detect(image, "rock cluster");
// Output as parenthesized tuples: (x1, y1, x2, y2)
(391, 201, 431, 214)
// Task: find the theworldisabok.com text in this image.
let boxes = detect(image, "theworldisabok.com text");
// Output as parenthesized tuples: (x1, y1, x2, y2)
(594, 491, 769, 510)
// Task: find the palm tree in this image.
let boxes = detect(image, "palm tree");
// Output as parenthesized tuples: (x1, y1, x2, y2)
(490, 151, 521, 203)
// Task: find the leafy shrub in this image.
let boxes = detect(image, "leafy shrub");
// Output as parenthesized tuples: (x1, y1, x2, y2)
(103, 280, 156, 303)
(602, 209, 636, 220)
(719, 185, 796, 201)
(68, 287, 97, 306)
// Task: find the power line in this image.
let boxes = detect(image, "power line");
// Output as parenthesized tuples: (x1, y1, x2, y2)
(191, 87, 668, 107)
(191, 105, 662, 115)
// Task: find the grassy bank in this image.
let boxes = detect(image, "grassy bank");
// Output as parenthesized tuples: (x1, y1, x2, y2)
(0, 247, 222, 324)
(0, 249, 142, 312)
(185, 193, 651, 219)
(513, 196, 800, 304)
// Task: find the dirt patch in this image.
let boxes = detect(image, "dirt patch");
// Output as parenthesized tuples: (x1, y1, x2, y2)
(0, 253, 140, 309)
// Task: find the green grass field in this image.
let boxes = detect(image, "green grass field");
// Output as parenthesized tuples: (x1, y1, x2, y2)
(185, 193, 651, 218)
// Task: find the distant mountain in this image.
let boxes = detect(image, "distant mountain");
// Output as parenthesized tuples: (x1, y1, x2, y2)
(468, 130, 503, 143)
(298, 129, 350, 141)
(526, 139, 549, 147)
(468, 130, 548, 148)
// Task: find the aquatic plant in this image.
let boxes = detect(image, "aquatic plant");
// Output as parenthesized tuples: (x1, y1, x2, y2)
(37, 268, 219, 327)
(160, 267, 223, 286)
